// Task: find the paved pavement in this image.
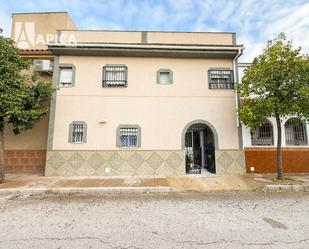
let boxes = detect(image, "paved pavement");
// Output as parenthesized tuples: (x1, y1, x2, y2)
(0, 192, 308, 249)
(1, 173, 309, 194)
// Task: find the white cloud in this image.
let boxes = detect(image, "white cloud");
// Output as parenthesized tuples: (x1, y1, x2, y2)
(1, 0, 308, 60)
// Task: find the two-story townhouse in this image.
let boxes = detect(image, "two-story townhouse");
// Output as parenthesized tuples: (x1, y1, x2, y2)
(45, 29, 245, 176)
(239, 63, 309, 173)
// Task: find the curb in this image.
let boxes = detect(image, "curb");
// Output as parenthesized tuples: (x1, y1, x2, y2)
(0, 186, 173, 196)
(263, 184, 309, 193)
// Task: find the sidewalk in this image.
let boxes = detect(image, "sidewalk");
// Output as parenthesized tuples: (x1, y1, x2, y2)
(0, 173, 309, 195)
(0, 174, 172, 195)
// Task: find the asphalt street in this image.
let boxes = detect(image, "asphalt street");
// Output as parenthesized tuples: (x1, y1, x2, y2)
(0, 192, 308, 249)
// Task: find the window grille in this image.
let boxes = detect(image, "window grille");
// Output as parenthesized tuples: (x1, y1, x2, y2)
(103, 65, 127, 87)
(209, 69, 234, 89)
(285, 119, 308, 146)
(59, 66, 73, 87)
(69, 121, 87, 143)
(251, 121, 274, 146)
(120, 127, 138, 147)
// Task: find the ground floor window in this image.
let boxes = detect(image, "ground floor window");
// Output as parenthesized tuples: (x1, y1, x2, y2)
(250, 120, 274, 146)
(285, 118, 308, 146)
(117, 125, 141, 148)
(69, 121, 87, 143)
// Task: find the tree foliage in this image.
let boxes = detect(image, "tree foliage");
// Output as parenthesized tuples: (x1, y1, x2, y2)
(237, 33, 309, 179)
(0, 35, 54, 134)
(238, 33, 309, 128)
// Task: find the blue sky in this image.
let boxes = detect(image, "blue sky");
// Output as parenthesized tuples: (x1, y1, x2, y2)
(0, 0, 308, 62)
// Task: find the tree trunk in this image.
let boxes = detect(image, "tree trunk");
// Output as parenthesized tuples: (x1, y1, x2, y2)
(275, 115, 283, 179)
(0, 129, 5, 183)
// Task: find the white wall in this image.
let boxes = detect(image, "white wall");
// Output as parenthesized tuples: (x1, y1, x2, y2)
(242, 117, 309, 148)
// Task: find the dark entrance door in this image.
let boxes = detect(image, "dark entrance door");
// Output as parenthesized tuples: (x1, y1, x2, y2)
(185, 124, 216, 174)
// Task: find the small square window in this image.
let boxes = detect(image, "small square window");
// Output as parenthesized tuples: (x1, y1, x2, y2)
(59, 65, 75, 87)
(159, 72, 171, 84)
(157, 69, 173, 85)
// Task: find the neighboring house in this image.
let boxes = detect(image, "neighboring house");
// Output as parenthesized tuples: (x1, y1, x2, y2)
(4, 12, 77, 174)
(239, 63, 309, 173)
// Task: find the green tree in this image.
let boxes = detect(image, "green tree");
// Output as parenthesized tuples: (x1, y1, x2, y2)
(0, 33, 54, 183)
(237, 33, 309, 179)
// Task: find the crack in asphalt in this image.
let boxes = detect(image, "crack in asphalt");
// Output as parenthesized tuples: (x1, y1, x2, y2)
(177, 238, 309, 246)
(0, 236, 143, 249)
(2, 237, 307, 247)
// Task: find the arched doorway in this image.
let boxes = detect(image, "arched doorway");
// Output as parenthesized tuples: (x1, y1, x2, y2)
(182, 120, 218, 174)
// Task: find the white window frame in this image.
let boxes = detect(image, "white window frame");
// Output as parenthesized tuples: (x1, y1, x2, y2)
(58, 64, 75, 87)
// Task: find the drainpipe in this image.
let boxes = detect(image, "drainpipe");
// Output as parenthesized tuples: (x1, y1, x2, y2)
(233, 47, 244, 148)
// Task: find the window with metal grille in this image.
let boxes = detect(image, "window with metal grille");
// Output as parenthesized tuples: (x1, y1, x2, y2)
(120, 128, 138, 147)
(251, 121, 274, 146)
(285, 118, 308, 146)
(103, 65, 127, 87)
(117, 125, 141, 148)
(59, 65, 75, 87)
(208, 69, 234, 89)
(69, 121, 87, 143)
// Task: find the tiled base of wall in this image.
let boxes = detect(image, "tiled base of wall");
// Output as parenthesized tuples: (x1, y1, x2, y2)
(244, 147, 309, 173)
(215, 150, 245, 175)
(45, 150, 185, 176)
(4, 150, 46, 174)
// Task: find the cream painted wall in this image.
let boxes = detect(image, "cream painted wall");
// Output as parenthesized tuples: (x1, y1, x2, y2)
(51, 56, 239, 150)
(60, 31, 234, 45)
(147, 32, 234, 45)
(58, 56, 234, 97)
(4, 114, 49, 150)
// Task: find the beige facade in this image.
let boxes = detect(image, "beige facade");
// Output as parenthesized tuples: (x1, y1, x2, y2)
(45, 29, 244, 176)
(6, 11, 245, 176)
(53, 56, 238, 150)
(59, 30, 235, 46)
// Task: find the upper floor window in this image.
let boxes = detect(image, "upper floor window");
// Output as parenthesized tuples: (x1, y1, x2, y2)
(103, 65, 127, 87)
(251, 121, 274, 146)
(116, 125, 141, 148)
(59, 64, 75, 87)
(285, 118, 307, 146)
(69, 121, 87, 144)
(156, 69, 173, 85)
(208, 69, 234, 89)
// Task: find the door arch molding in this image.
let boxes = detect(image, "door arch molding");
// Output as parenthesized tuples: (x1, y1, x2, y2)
(181, 119, 219, 149)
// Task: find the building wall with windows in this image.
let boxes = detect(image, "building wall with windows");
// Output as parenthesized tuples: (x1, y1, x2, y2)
(45, 30, 245, 176)
(239, 63, 309, 173)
